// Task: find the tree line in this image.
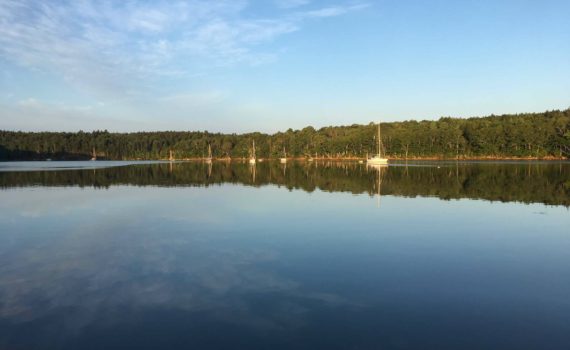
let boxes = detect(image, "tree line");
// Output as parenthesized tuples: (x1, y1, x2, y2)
(1, 109, 569, 160)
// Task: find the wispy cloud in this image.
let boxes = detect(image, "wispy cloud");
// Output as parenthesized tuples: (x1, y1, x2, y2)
(297, 3, 370, 19)
(0, 1, 367, 95)
(0, 0, 369, 131)
(178, 18, 298, 66)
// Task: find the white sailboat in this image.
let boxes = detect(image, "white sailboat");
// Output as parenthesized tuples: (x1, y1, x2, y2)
(249, 140, 256, 164)
(280, 147, 287, 163)
(367, 123, 388, 165)
(90, 147, 97, 161)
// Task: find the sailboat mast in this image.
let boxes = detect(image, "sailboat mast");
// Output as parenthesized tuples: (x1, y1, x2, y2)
(252, 140, 256, 158)
(208, 144, 212, 158)
(377, 123, 381, 157)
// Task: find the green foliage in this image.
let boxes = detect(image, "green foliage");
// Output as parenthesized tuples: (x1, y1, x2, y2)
(1, 109, 569, 160)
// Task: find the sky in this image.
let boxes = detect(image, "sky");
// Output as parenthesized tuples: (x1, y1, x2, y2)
(0, 0, 569, 133)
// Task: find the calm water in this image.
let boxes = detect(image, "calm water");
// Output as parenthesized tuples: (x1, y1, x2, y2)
(1, 161, 569, 349)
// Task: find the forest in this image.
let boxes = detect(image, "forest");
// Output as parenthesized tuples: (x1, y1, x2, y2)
(1, 109, 569, 160)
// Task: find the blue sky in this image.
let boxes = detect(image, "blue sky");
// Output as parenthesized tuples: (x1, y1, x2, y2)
(0, 0, 569, 132)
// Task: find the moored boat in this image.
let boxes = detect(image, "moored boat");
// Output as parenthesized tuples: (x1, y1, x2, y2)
(367, 123, 388, 165)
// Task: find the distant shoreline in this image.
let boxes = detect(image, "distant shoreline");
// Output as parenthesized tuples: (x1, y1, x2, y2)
(2, 108, 569, 161)
(159, 155, 569, 161)
(4, 156, 567, 162)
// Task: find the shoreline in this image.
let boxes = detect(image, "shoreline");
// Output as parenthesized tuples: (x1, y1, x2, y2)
(2, 156, 568, 162)
(0, 157, 570, 163)
(164, 156, 569, 162)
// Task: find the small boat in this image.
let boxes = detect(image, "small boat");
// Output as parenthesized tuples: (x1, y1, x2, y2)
(280, 147, 287, 163)
(249, 140, 256, 164)
(168, 149, 175, 162)
(90, 147, 97, 161)
(367, 123, 388, 165)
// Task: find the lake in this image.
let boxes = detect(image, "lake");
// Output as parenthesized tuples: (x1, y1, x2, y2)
(0, 160, 569, 349)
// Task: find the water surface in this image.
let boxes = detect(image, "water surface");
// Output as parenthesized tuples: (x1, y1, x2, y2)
(1, 161, 569, 349)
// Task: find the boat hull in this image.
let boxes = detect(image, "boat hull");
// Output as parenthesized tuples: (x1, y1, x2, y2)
(367, 157, 388, 165)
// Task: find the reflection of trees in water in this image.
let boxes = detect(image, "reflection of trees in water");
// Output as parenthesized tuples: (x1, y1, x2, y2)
(1, 161, 569, 206)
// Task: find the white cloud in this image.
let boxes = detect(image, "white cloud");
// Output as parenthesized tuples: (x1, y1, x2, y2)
(0, 1, 367, 89)
(297, 3, 370, 19)
(0, 0, 369, 131)
(0, 99, 155, 131)
(178, 18, 298, 66)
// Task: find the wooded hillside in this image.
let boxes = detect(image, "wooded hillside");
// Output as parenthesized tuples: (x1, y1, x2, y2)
(1, 109, 569, 160)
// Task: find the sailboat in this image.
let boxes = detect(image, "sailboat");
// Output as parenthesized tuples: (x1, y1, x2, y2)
(90, 147, 97, 161)
(168, 149, 174, 162)
(280, 147, 287, 163)
(249, 140, 256, 164)
(205, 144, 213, 163)
(367, 123, 388, 165)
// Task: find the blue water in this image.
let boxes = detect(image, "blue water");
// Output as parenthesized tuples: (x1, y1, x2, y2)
(0, 161, 569, 349)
